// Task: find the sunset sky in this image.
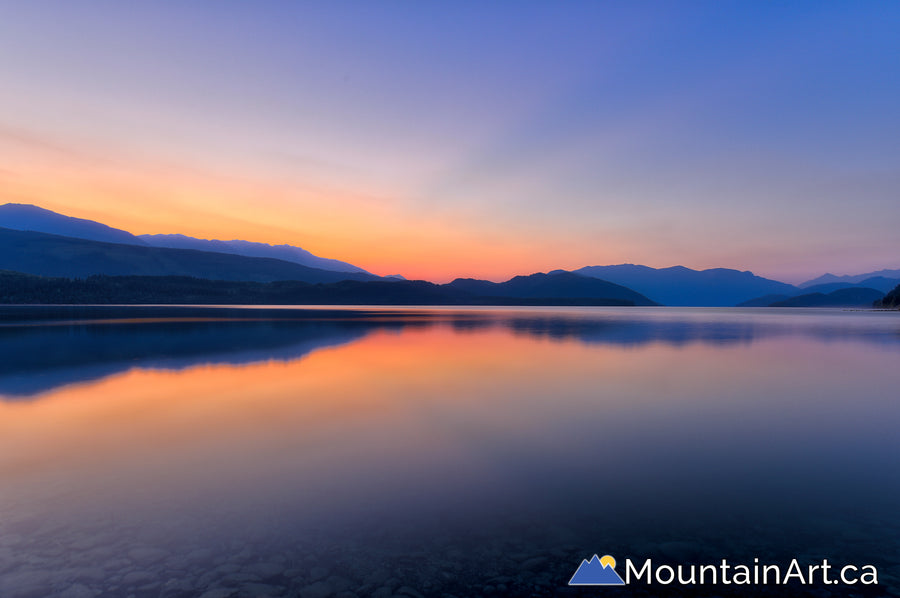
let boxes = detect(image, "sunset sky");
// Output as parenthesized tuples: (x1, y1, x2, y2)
(1, 2, 898, 283)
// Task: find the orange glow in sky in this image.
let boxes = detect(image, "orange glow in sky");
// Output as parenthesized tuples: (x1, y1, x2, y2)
(2, 3, 899, 283)
(0, 132, 613, 281)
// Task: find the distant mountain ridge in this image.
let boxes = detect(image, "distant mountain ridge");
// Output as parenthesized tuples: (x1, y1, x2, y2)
(573, 264, 798, 306)
(139, 234, 371, 275)
(446, 272, 657, 305)
(3, 203, 897, 308)
(0, 206, 654, 305)
(769, 287, 884, 308)
(0, 203, 147, 246)
(800, 269, 900, 288)
(0, 271, 654, 306)
(738, 276, 900, 307)
(735, 294, 791, 307)
(0, 227, 380, 284)
(799, 276, 900, 295)
(0, 203, 372, 276)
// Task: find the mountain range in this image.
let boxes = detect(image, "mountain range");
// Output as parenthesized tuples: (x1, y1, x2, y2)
(799, 269, 900, 288)
(0, 270, 655, 306)
(767, 287, 887, 308)
(799, 277, 900, 294)
(573, 264, 798, 307)
(0, 203, 371, 275)
(0, 203, 895, 307)
(574, 264, 897, 307)
(445, 273, 654, 305)
(138, 234, 370, 274)
(0, 227, 379, 283)
(0, 203, 147, 246)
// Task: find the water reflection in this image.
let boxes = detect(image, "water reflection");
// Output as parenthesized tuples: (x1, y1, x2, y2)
(0, 319, 373, 398)
(2, 306, 899, 399)
(0, 307, 898, 597)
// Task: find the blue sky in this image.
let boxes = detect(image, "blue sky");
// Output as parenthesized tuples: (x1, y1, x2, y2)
(1, 1, 898, 281)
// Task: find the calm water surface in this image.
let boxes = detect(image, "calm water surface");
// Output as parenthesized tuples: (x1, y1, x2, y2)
(0, 306, 898, 597)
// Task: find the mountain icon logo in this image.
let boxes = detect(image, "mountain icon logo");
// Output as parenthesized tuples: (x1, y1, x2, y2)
(569, 554, 626, 586)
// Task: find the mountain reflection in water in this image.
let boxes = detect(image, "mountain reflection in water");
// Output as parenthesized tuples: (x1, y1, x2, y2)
(2, 305, 897, 399)
(1, 306, 898, 597)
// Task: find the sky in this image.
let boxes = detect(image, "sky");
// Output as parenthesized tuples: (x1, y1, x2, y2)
(0, 1, 898, 283)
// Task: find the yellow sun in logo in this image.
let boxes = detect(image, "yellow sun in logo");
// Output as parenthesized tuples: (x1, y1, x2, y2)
(600, 555, 616, 569)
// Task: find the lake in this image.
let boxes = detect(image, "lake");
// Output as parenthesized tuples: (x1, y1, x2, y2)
(0, 306, 898, 597)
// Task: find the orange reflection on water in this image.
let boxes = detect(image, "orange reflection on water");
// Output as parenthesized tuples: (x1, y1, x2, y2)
(1, 320, 888, 522)
(0, 325, 642, 509)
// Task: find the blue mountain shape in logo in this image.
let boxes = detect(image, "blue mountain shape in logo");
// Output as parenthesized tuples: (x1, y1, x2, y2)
(569, 554, 626, 586)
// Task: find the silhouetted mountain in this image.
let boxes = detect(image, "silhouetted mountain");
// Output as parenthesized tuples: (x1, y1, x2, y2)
(0, 228, 380, 283)
(799, 269, 900, 288)
(736, 294, 791, 307)
(0, 203, 146, 245)
(855, 276, 900, 293)
(446, 272, 657, 305)
(875, 284, 900, 308)
(800, 282, 858, 294)
(573, 264, 797, 306)
(0, 204, 377, 276)
(739, 276, 900, 307)
(140, 234, 371, 275)
(769, 287, 884, 308)
(801, 277, 900, 295)
(0, 271, 648, 306)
